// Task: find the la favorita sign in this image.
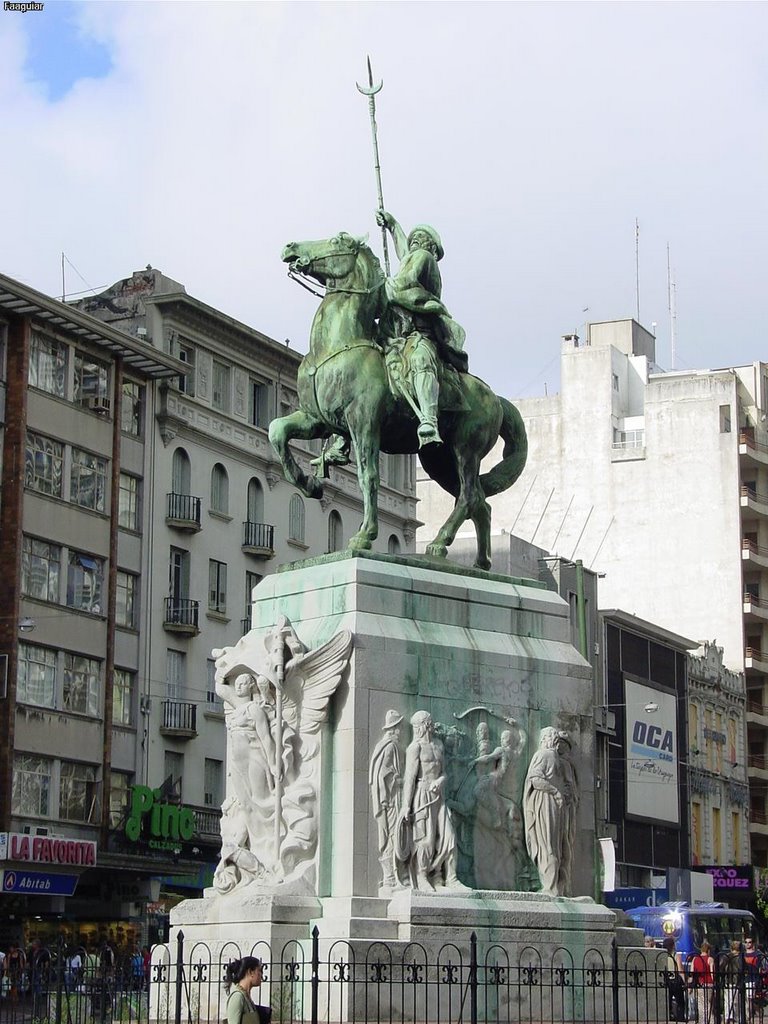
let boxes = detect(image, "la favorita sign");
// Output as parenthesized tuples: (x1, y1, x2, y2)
(0, 832, 97, 867)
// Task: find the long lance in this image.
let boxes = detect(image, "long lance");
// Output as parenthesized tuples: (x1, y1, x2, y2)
(356, 55, 391, 276)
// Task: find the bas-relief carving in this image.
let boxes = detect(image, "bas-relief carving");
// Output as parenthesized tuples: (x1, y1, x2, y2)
(523, 727, 580, 897)
(211, 616, 352, 894)
(197, 351, 211, 400)
(368, 710, 403, 889)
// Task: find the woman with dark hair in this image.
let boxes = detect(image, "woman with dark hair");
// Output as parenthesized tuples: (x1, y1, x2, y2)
(225, 957, 263, 1024)
(663, 937, 687, 1022)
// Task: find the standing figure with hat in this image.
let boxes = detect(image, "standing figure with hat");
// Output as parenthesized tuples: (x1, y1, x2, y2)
(375, 209, 468, 448)
(368, 709, 404, 889)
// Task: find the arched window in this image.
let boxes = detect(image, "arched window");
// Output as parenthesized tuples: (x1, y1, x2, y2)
(171, 448, 191, 494)
(327, 511, 343, 553)
(247, 477, 264, 523)
(210, 463, 229, 514)
(387, 534, 401, 555)
(288, 494, 305, 543)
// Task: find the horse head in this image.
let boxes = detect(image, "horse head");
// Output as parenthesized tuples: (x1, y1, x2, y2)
(282, 232, 383, 298)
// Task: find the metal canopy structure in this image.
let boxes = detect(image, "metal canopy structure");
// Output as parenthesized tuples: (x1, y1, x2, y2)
(0, 271, 186, 380)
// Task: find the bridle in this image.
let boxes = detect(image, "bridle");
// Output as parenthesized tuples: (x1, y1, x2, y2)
(286, 244, 383, 298)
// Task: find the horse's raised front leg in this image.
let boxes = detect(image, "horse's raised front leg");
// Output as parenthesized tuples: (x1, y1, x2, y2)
(269, 411, 328, 499)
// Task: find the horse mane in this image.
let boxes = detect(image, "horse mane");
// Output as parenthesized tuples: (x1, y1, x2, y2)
(354, 237, 386, 290)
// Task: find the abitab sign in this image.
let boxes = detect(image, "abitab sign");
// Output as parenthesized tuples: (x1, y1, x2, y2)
(625, 679, 680, 826)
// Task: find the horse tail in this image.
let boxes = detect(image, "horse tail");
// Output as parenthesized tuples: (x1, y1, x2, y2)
(480, 396, 527, 497)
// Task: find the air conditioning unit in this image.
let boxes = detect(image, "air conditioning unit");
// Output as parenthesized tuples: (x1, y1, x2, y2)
(86, 396, 111, 413)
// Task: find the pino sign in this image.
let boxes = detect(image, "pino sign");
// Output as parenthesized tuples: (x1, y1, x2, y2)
(125, 786, 196, 848)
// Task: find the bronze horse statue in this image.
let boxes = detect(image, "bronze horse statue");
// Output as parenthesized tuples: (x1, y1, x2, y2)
(269, 231, 527, 570)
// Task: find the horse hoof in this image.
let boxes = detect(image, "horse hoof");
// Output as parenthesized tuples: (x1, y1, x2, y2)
(425, 543, 447, 560)
(306, 478, 324, 499)
(347, 535, 372, 553)
(473, 558, 492, 572)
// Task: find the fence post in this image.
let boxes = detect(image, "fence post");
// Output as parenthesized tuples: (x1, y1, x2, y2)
(310, 925, 319, 1024)
(55, 933, 64, 1024)
(175, 930, 185, 1024)
(469, 932, 478, 1024)
(611, 938, 620, 1024)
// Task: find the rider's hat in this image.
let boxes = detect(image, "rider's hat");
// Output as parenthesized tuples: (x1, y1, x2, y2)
(408, 225, 444, 261)
(383, 709, 403, 730)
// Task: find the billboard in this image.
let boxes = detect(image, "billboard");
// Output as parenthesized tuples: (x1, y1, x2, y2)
(625, 679, 679, 825)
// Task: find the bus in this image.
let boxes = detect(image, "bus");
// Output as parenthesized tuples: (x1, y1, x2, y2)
(626, 902, 759, 957)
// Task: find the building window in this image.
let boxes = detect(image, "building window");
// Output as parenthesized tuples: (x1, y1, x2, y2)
(12, 754, 52, 817)
(118, 473, 140, 531)
(208, 559, 227, 614)
(121, 381, 144, 436)
(388, 535, 401, 555)
(169, 546, 190, 602)
(327, 510, 343, 552)
(164, 750, 184, 800)
(212, 359, 231, 413)
(288, 494, 305, 543)
(109, 771, 133, 829)
(17, 643, 56, 708)
(63, 653, 100, 716)
(210, 463, 229, 514)
(166, 649, 185, 700)
(73, 351, 109, 408)
(113, 668, 135, 726)
(719, 404, 732, 433)
(66, 550, 104, 614)
(249, 379, 270, 428)
(173, 340, 195, 396)
(612, 372, 619, 391)
(25, 432, 64, 497)
(59, 761, 97, 822)
(70, 447, 107, 512)
(29, 333, 66, 397)
(206, 659, 221, 709)
(22, 536, 61, 603)
(172, 447, 191, 494)
(247, 478, 264, 523)
(116, 571, 138, 629)
(204, 758, 223, 807)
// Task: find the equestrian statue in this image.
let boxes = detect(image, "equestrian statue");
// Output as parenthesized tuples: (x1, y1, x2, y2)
(269, 218, 527, 571)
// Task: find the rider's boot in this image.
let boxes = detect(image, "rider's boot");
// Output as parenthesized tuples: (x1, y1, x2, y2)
(412, 370, 442, 447)
(310, 434, 351, 478)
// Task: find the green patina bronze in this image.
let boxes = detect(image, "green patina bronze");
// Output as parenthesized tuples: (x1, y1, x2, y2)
(270, 226, 527, 570)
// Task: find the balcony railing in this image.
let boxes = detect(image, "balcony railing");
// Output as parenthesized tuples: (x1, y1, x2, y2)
(751, 808, 768, 825)
(160, 699, 197, 737)
(194, 806, 222, 837)
(744, 592, 768, 611)
(241, 615, 253, 635)
(748, 697, 768, 716)
(749, 753, 768, 771)
(742, 538, 768, 560)
(163, 597, 200, 634)
(740, 429, 768, 456)
(746, 645, 765, 663)
(242, 521, 275, 555)
(167, 492, 202, 530)
(741, 485, 768, 507)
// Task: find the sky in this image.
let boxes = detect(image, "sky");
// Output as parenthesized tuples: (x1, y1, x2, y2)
(1, 0, 767, 400)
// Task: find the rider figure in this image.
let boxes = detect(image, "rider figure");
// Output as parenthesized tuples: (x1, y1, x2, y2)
(376, 209, 468, 447)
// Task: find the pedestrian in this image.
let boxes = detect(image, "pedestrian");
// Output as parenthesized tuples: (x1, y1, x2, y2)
(723, 939, 745, 1024)
(663, 936, 687, 1022)
(225, 957, 264, 1024)
(142, 945, 152, 991)
(644, 935, 657, 949)
(744, 936, 767, 1022)
(689, 939, 715, 1024)
(6, 943, 25, 1002)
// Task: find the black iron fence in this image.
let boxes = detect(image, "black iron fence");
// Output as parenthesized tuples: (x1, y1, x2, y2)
(0, 932, 762, 1024)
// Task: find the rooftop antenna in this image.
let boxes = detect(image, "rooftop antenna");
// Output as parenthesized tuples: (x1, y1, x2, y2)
(667, 243, 677, 370)
(634, 218, 640, 323)
(61, 252, 65, 302)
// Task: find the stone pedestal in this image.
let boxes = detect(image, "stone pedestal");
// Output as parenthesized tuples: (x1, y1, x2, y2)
(169, 553, 602, 1022)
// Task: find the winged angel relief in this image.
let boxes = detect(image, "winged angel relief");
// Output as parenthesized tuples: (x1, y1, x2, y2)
(210, 615, 352, 894)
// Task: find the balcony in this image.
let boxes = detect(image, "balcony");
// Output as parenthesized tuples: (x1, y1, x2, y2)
(740, 429, 768, 467)
(242, 521, 275, 558)
(749, 807, 768, 838)
(160, 699, 197, 738)
(741, 484, 768, 519)
(166, 492, 202, 532)
(742, 538, 768, 570)
(240, 613, 253, 636)
(194, 806, 222, 837)
(747, 696, 768, 725)
(163, 597, 200, 636)
(744, 592, 768, 622)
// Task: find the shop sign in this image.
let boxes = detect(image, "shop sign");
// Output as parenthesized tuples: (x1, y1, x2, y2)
(125, 786, 197, 851)
(1, 869, 79, 896)
(0, 832, 96, 866)
(692, 865, 753, 895)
